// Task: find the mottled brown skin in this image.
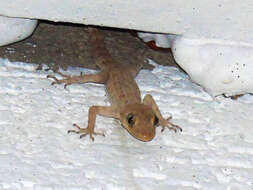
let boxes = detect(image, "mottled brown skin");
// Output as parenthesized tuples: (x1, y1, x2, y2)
(47, 27, 182, 142)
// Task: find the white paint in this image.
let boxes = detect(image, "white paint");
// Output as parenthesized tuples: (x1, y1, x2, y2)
(0, 16, 37, 46)
(0, 0, 252, 42)
(137, 32, 176, 48)
(1, 0, 253, 96)
(1, 58, 253, 189)
(171, 36, 253, 96)
(137, 33, 253, 96)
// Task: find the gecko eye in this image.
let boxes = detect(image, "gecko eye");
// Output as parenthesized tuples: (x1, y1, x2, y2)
(126, 113, 135, 127)
(153, 116, 159, 126)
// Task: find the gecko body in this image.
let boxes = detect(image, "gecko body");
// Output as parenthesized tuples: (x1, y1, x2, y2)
(47, 27, 182, 142)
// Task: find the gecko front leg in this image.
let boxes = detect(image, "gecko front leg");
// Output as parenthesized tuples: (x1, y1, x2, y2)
(143, 94, 182, 133)
(68, 106, 119, 141)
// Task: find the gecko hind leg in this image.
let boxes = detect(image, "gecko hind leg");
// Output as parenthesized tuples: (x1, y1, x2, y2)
(47, 70, 108, 88)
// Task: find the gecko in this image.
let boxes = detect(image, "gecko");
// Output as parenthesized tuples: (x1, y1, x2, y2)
(47, 27, 182, 142)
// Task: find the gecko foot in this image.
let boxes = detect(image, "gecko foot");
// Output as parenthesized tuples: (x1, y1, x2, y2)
(47, 72, 84, 88)
(68, 123, 105, 141)
(160, 117, 182, 133)
(47, 72, 73, 88)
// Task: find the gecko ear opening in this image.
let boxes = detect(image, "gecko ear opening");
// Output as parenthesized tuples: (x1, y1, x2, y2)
(154, 116, 159, 126)
(126, 113, 135, 127)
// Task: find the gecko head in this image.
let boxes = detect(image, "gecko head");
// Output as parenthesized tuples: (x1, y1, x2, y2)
(120, 104, 158, 142)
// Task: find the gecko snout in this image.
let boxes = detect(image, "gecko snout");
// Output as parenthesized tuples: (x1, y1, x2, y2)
(134, 124, 156, 142)
(140, 131, 155, 142)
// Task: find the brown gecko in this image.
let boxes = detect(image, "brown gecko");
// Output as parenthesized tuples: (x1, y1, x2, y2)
(47, 27, 182, 142)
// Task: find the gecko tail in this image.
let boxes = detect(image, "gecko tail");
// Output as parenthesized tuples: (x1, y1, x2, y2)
(87, 27, 117, 70)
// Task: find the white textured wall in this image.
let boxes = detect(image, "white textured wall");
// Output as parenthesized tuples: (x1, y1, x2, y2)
(1, 59, 253, 189)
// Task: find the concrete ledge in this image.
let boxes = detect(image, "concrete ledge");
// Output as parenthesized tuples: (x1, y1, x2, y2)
(0, 16, 37, 46)
(172, 37, 253, 96)
(0, 0, 253, 42)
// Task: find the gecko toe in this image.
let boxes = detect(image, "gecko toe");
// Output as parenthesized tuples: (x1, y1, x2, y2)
(73, 123, 81, 129)
(80, 133, 88, 139)
(68, 129, 78, 134)
(174, 125, 183, 132)
(161, 124, 182, 133)
(166, 116, 173, 121)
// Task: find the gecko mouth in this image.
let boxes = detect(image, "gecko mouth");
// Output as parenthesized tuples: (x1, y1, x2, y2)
(128, 128, 156, 142)
(137, 133, 155, 142)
